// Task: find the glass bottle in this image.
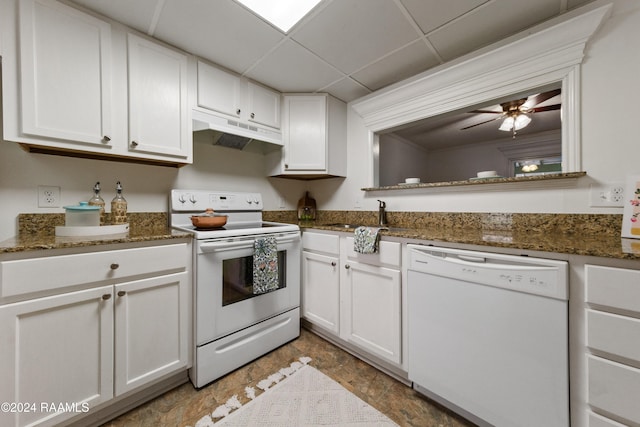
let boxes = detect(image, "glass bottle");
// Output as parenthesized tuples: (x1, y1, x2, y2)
(88, 182, 106, 225)
(111, 181, 127, 224)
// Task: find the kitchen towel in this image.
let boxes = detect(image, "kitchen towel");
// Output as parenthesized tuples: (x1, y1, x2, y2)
(353, 226, 381, 254)
(253, 236, 279, 294)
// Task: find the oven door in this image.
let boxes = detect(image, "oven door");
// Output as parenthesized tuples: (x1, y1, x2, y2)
(195, 231, 300, 346)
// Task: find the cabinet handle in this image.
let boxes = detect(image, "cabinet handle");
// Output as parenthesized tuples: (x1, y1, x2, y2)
(102, 294, 112, 300)
(117, 290, 126, 297)
(345, 264, 350, 269)
(236, 108, 241, 115)
(130, 140, 139, 148)
(250, 112, 255, 119)
(284, 164, 289, 169)
(103, 135, 111, 142)
(331, 261, 336, 267)
(110, 263, 119, 270)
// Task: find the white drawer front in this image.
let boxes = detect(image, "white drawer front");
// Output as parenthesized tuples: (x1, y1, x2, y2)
(1, 243, 188, 298)
(302, 232, 339, 255)
(588, 355, 640, 424)
(345, 237, 400, 268)
(586, 265, 640, 314)
(588, 309, 640, 365)
(589, 411, 629, 427)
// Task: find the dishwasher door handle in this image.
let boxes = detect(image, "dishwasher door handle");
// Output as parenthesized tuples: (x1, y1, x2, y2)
(456, 254, 486, 263)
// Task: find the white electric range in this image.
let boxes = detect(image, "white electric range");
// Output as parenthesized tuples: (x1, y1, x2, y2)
(170, 189, 301, 387)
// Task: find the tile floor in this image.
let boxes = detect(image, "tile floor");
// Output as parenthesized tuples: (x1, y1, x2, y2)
(102, 328, 475, 427)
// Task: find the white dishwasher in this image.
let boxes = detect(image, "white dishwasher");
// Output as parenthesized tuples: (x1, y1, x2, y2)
(407, 245, 569, 427)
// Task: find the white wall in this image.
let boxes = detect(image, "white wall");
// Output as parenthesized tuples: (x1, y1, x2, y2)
(0, 140, 306, 240)
(379, 134, 430, 186)
(309, 0, 640, 216)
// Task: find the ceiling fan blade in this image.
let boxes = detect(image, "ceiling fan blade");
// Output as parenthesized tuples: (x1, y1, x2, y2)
(527, 89, 561, 107)
(530, 104, 561, 113)
(461, 116, 503, 130)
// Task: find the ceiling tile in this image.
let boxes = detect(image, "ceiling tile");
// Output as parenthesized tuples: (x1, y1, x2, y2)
(292, 0, 419, 74)
(352, 40, 440, 91)
(322, 78, 371, 103)
(70, 0, 160, 33)
(153, 0, 285, 73)
(399, 0, 488, 34)
(245, 40, 345, 93)
(428, 0, 562, 62)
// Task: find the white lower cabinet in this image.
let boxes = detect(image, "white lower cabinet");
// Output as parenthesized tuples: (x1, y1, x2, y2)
(0, 242, 190, 427)
(0, 286, 114, 427)
(586, 264, 640, 426)
(301, 251, 340, 334)
(341, 260, 401, 364)
(114, 272, 189, 395)
(301, 230, 402, 366)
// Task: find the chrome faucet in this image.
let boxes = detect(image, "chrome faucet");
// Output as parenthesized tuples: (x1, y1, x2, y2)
(377, 199, 388, 227)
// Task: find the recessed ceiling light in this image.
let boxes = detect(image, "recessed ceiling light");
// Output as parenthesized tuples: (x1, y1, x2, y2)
(235, 0, 322, 33)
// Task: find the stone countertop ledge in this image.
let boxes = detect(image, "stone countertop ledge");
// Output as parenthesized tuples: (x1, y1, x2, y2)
(0, 213, 190, 254)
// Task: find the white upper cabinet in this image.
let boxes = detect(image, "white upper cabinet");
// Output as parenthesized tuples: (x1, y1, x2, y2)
(268, 93, 346, 178)
(1, 0, 192, 165)
(197, 60, 242, 118)
(246, 81, 281, 129)
(126, 33, 190, 160)
(18, 0, 112, 147)
(196, 60, 281, 130)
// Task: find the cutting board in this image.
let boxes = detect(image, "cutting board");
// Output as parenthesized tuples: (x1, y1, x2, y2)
(297, 191, 316, 220)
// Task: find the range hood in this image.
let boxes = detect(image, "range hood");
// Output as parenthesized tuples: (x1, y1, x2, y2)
(192, 109, 283, 154)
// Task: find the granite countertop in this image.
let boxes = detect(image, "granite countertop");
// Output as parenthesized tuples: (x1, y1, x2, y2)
(0, 213, 191, 254)
(276, 210, 640, 261)
(304, 223, 640, 260)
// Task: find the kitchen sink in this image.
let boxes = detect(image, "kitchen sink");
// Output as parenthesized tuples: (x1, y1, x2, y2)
(326, 223, 361, 229)
(325, 223, 410, 232)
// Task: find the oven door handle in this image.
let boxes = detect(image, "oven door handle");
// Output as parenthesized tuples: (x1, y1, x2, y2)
(199, 235, 299, 253)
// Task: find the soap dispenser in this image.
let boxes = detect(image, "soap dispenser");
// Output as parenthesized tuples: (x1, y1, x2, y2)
(88, 182, 105, 225)
(111, 181, 127, 224)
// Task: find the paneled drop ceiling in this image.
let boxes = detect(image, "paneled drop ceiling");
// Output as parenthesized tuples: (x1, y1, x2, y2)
(68, 0, 594, 103)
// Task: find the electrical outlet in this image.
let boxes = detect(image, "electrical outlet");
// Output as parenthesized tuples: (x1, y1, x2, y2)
(589, 183, 624, 207)
(38, 185, 61, 208)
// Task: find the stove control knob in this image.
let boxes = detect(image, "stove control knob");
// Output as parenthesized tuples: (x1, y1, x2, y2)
(189, 194, 197, 204)
(178, 194, 187, 204)
(253, 197, 260, 205)
(246, 197, 253, 204)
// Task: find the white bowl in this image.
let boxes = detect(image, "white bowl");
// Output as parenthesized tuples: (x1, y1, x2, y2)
(405, 178, 421, 184)
(476, 170, 498, 178)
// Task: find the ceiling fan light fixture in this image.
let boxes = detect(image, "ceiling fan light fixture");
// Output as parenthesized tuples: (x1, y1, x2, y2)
(499, 114, 531, 132)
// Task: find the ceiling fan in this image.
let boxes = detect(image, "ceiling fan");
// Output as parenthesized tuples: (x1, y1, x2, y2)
(461, 89, 561, 137)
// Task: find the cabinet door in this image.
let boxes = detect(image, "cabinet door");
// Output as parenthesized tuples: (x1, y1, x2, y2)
(0, 286, 114, 427)
(302, 251, 340, 334)
(247, 82, 281, 129)
(197, 60, 241, 118)
(19, 0, 112, 146)
(283, 95, 327, 171)
(127, 33, 190, 160)
(341, 261, 401, 364)
(114, 272, 189, 395)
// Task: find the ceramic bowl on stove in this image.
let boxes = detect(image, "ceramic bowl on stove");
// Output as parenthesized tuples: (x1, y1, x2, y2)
(191, 208, 228, 228)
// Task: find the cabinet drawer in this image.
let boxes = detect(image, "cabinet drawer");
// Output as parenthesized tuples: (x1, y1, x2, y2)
(588, 309, 640, 365)
(302, 232, 339, 254)
(586, 265, 640, 314)
(1, 243, 188, 298)
(588, 355, 640, 424)
(345, 238, 400, 268)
